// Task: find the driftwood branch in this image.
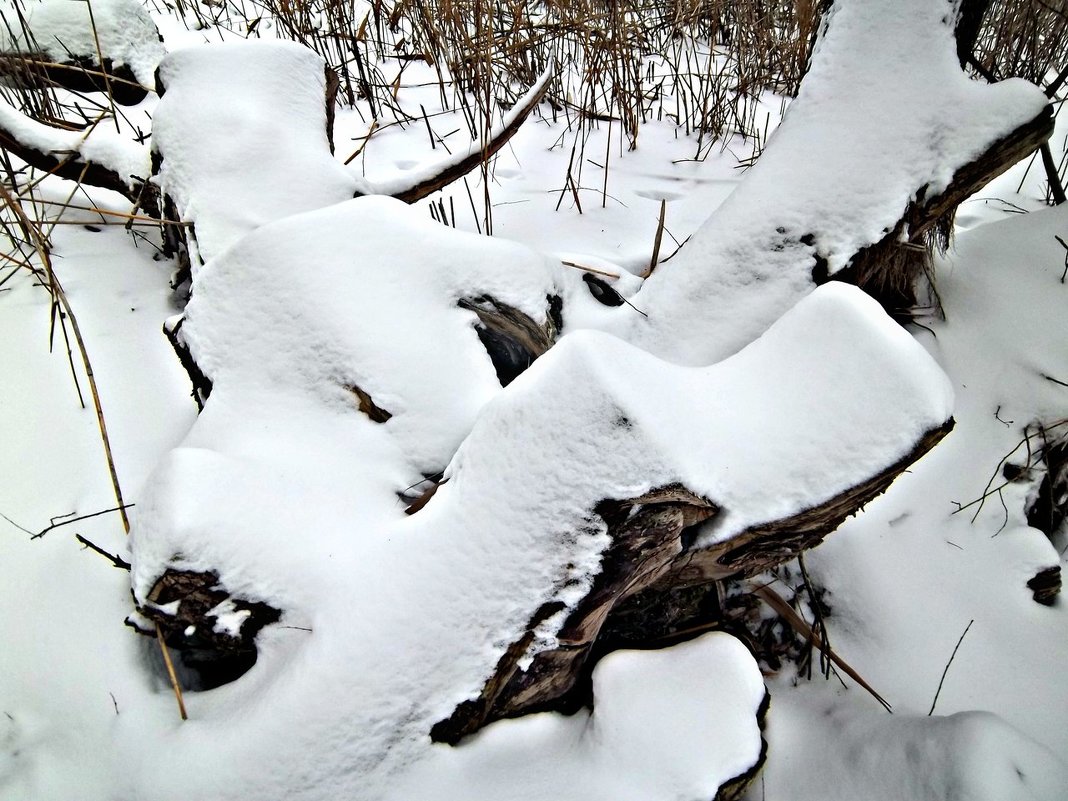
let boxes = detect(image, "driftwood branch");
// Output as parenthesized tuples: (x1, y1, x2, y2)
(0, 107, 143, 201)
(432, 419, 953, 742)
(0, 53, 153, 104)
(839, 103, 1054, 311)
(385, 72, 552, 204)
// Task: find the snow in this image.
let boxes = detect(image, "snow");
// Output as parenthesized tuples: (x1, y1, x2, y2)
(760, 697, 1068, 801)
(124, 205, 950, 797)
(0, 97, 149, 187)
(179, 194, 558, 472)
(624, 0, 1050, 366)
(1, 0, 1067, 798)
(756, 202, 1068, 786)
(392, 633, 766, 801)
(0, 0, 165, 86)
(152, 41, 361, 264)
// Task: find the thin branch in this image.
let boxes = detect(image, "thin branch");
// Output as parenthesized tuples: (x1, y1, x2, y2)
(155, 622, 188, 721)
(74, 533, 131, 569)
(755, 584, 893, 713)
(928, 619, 974, 716)
(32, 503, 134, 538)
(0, 510, 34, 534)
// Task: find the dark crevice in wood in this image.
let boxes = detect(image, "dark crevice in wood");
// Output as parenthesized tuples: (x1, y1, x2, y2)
(1028, 566, 1061, 606)
(458, 295, 558, 386)
(127, 569, 281, 690)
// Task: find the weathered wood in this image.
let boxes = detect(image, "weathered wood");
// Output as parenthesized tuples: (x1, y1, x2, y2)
(432, 485, 717, 744)
(836, 104, 1054, 313)
(0, 53, 151, 104)
(127, 569, 281, 689)
(0, 112, 143, 202)
(670, 420, 956, 583)
(457, 294, 561, 386)
(433, 419, 954, 741)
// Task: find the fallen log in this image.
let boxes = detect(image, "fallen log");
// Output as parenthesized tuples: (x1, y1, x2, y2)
(0, 0, 164, 104)
(431, 417, 955, 743)
(624, 0, 1052, 366)
(109, 2, 1051, 799)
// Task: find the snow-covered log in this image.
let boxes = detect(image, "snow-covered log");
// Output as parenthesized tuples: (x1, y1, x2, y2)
(0, 97, 150, 201)
(0, 0, 163, 104)
(150, 41, 552, 269)
(107, 1, 1054, 798)
(126, 193, 953, 801)
(606, 0, 1053, 366)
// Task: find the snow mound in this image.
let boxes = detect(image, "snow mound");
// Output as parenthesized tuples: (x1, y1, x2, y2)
(152, 41, 360, 264)
(127, 195, 952, 798)
(180, 194, 560, 472)
(764, 700, 1068, 801)
(392, 632, 767, 801)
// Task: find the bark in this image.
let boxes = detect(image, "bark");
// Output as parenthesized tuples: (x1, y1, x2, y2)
(432, 419, 954, 743)
(833, 103, 1054, 313)
(0, 53, 151, 104)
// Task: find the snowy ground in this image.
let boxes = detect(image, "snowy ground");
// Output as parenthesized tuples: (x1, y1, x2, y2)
(2, 0, 1067, 799)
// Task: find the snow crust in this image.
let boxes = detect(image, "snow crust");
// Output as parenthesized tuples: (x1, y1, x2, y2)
(0, 0, 165, 85)
(625, 0, 1049, 366)
(152, 42, 360, 263)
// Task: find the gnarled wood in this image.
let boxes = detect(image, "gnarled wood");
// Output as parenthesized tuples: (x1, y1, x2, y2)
(835, 103, 1054, 312)
(0, 107, 144, 202)
(433, 418, 953, 742)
